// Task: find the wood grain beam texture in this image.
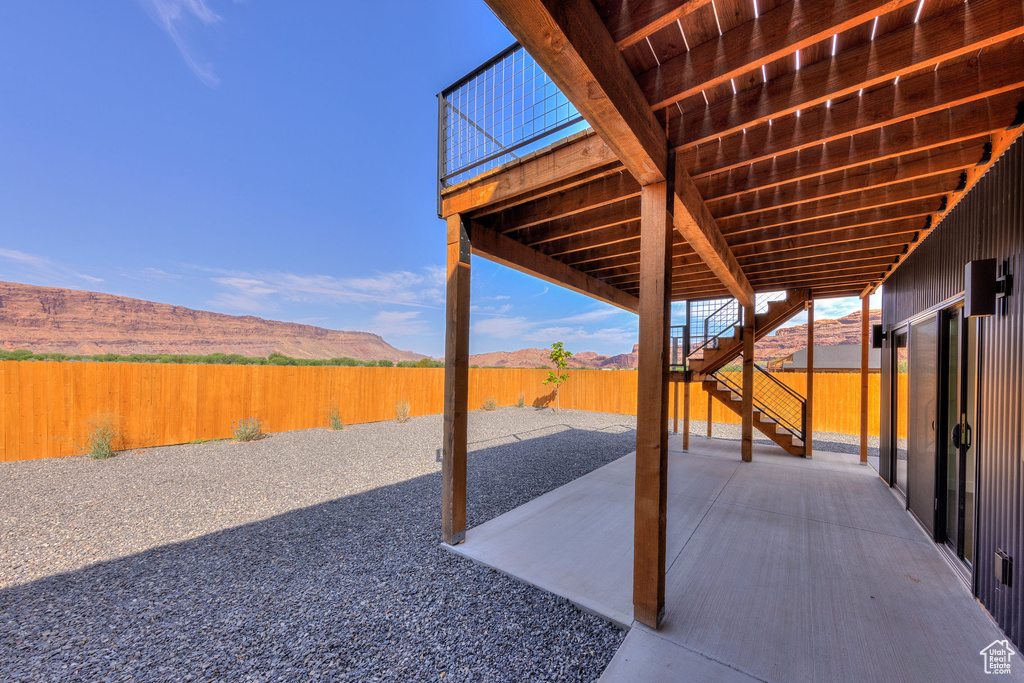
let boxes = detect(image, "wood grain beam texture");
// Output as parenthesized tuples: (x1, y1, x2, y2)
(682, 42, 1024, 177)
(471, 221, 640, 313)
(673, 0, 1024, 149)
(442, 215, 471, 545)
(634, 180, 673, 629)
(639, 0, 919, 111)
(484, 0, 754, 307)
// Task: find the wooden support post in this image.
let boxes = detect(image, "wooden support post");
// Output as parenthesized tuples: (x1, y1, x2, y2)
(860, 294, 870, 465)
(707, 396, 713, 437)
(806, 300, 814, 458)
(442, 215, 471, 544)
(683, 380, 691, 451)
(741, 304, 755, 463)
(634, 179, 672, 629)
(673, 380, 679, 434)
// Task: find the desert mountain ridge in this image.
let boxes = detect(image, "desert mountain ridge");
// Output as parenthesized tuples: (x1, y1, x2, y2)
(0, 281, 425, 362)
(1, 280, 879, 368)
(470, 308, 882, 368)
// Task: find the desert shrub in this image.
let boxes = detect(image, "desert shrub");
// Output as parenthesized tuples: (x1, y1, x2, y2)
(81, 419, 119, 459)
(517, 392, 525, 408)
(395, 400, 411, 424)
(328, 406, 344, 430)
(232, 416, 266, 442)
(482, 397, 499, 411)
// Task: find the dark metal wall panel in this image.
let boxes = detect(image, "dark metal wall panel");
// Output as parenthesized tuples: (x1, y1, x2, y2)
(881, 134, 1024, 645)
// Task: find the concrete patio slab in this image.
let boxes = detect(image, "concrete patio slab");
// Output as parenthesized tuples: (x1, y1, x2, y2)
(444, 434, 1022, 682)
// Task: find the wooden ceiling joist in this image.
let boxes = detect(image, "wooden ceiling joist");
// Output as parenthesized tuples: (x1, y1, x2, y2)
(681, 41, 1024, 177)
(470, 221, 640, 313)
(441, 0, 1024, 308)
(638, 0, 920, 111)
(674, 0, 1024, 148)
(695, 90, 1024, 199)
(485, 0, 755, 308)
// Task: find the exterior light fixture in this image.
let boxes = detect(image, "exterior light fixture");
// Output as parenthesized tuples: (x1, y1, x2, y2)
(965, 258, 1014, 317)
(871, 324, 886, 349)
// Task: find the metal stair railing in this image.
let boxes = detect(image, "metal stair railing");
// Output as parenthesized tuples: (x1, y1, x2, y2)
(709, 364, 806, 444)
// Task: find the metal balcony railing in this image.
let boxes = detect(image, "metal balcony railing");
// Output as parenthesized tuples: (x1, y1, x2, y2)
(437, 43, 587, 214)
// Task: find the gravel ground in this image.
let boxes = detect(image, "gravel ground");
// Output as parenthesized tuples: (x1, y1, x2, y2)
(0, 409, 877, 682)
(0, 408, 636, 682)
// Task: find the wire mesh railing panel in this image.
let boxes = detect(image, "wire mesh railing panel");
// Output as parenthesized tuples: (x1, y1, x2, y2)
(438, 44, 587, 196)
(710, 364, 805, 442)
(670, 325, 688, 369)
(754, 290, 787, 315)
(750, 365, 805, 439)
(687, 297, 740, 361)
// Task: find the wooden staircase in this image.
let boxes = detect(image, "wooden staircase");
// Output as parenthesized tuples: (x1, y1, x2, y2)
(689, 289, 809, 381)
(703, 377, 805, 456)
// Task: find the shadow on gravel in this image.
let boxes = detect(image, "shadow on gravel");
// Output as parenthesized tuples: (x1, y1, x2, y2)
(1, 423, 636, 682)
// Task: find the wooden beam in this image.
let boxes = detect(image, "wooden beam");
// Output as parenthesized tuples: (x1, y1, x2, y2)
(471, 221, 640, 313)
(683, 380, 691, 452)
(871, 123, 1024, 293)
(675, 0, 1024, 148)
(442, 215, 471, 545)
(706, 142, 981, 219)
(731, 223, 922, 260)
(674, 155, 754, 307)
(707, 392, 713, 438)
(442, 132, 618, 218)
(673, 380, 679, 435)
(860, 294, 870, 465)
(640, 0, 917, 111)
(634, 180, 673, 628)
(486, 0, 753, 308)
(680, 43, 1024, 178)
(741, 304, 755, 463)
(601, 0, 714, 49)
(514, 201, 640, 248)
(806, 300, 814, 458)
(485, 0, 668, 184)
(537, 222, 641, 258)
(716, 174, 957, 235)
(695, 88, 1024, 196)
(495, 172, 640, 233)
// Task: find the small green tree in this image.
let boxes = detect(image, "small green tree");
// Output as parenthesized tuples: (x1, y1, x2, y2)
(542, 342, 573, 412)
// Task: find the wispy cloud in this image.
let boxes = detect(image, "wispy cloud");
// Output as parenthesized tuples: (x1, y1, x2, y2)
(203, 265, 446, 313)
(524, 325, 637, 349)
(372, 310, 432, 338)
(471, 303, 637, 352)
(0, 249, 104, 288)
(139, 0, 222, 86)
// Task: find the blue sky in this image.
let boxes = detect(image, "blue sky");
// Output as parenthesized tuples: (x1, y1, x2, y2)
(0, 1, 878, 359)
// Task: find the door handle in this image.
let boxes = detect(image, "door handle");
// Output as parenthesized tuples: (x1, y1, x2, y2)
(951, 422, 961, 448)
(964, 422, 972, 450)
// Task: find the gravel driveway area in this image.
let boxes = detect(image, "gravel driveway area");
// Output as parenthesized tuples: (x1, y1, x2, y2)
(1, 408, 636, 682)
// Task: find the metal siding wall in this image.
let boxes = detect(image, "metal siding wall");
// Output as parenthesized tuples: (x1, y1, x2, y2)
(882, 135, 1024, 645)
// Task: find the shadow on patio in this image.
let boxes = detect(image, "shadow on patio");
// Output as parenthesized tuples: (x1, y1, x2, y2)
(448, 435, 1021, 682)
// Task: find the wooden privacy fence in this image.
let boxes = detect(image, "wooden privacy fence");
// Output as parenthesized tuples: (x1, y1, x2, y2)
(0, 361, 887, 462)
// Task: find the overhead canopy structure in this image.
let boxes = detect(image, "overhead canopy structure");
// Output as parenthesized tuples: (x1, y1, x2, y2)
(437, 0, 1024, 632)
(440, 0, 1024, 302)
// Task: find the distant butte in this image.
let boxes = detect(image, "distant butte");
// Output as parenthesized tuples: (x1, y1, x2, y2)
(0, 280, 425, 362)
